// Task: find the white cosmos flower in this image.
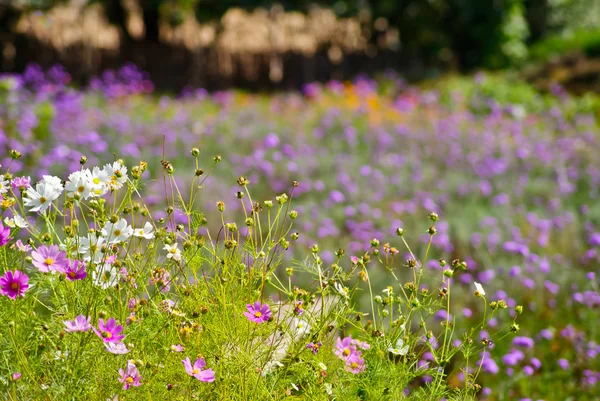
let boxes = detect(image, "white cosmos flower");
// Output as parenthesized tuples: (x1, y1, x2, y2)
(92, 263, 119, 289)
(334, 282, 349, 299)
(78, 234, 107, 264)
(163, 243, 182, 262)
(291, 318, 311, 339)
(103, 162, 128, 190)
(102, 218, 133, 244)
(104, 342, 130, 354)
(65, 170, 93, 199)
(24, 182, 61, 213)
(4, 215, 28, 228)
(0, 178, 9, 194)
(89, 167, 110, 197)
(41, 175, 64, 192)
(387, 338, 409, 356)
(133, 222, 155, 239)
(474, 282, 486, 296)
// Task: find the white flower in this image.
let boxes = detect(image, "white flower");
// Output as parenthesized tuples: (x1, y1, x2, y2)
(163, 243, 182, 262)
(133, 221, 155, 239)
(41, 175, 64, 192)
(103, 162, 128, 190)
(65, 170, 93, 199)
(4, 215, 28, 228)
(104, 342, 130, 355)
(474, 282, 486, 296)
(291, 318, 311, 339)
(0, 178, 9, 194)
(102, 218, 133, 244)
(388, 338, 409, 356)
(92, 263, 119, 289)
(334, 282, 349, 299)
(24, 182, 61, 213)
(78, 234, 106, 264)
(261, 360, 284, 376)
(89, 167, 110, 197)
(324, 383, 333, 395)
(318, 362, 327, 371)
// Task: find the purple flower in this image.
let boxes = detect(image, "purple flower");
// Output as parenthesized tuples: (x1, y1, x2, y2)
(512, 336, 534, 348)
(119, 361, 142, 390)
(0, 270, 29, 299)
(558, 358, 569, 370)
(306, 341, 323, 354)
(64, 260, 86, 281)
(11, 372, 21, 381)
(93, 318, 125, 343)
(0, 221, 10, 246)
(243, 301, 272, 323)
(182, 357, 215, 382)
(64, 315, 92, 332)
(31, 245, 68, 273)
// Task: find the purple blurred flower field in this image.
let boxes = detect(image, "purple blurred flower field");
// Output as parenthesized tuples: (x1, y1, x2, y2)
(0, 64, 599, 399)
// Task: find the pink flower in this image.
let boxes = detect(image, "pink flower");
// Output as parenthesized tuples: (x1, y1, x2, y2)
(335, 336, 357, 360)
(171, 344, 184, 353)
(119, 361, 142, 390)
(243, 301, 272, 323)
(31, 245, 68, 273)
(93, 318, 125, 343)
(344, 353, 366, 374)
(105, 342, 130, 354)
(182, 357, 215, 382)
(351, 339, 371, 350)
(64, 315, 92, 332)
(11, 176, 31, 191)
(16, 240, 31, 252)
(0, 270, 29, 299)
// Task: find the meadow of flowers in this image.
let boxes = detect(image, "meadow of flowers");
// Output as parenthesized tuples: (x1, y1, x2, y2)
(0, 64, 598, 400)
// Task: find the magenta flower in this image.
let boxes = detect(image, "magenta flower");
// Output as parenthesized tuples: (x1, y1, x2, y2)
(118, 361, 142, 390)
(182, 357, 215, 382)
(0, 270, 29, 299)
(0, 221, 10, 246)
(93, 318, 125, 343)
(344, 353, 366, 374)
(64, 260, 86, 281)
(335, 336, 357, 360)
(243, 301, 272, 323)
(64, 315, 92, 332)
(31, 245, 68, 273)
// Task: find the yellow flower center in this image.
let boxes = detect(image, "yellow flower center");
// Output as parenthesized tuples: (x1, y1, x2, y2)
(343, 348, 351, 356)
(137, 230, 144, 235)
(114, 229, 121, 236)
(169, 248, 176, 254)
(69, 271, 77, 278)
(350, 362, 359, 369)
(254, 311, 262, 318)
(125, 377, 134, 384)
(78, 186, 85, 193)
(45, 257, 54, 266)
(93, 178, 100, 185)
(39, 197, 47, 204)
(192, 368, 200, 374)
(102, 331, 112, 339)
(10, 282, 19, 290)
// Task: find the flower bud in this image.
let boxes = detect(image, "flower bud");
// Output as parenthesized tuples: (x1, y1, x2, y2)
(396, 227, 404, 236)
(515, 305, 523, 314)
(80, 156, 87, 165)
(428, 212, 439, 222)
(191, 147, 200, 157)
(9, 149, 21, 159)
(289, 210, 298, 219)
